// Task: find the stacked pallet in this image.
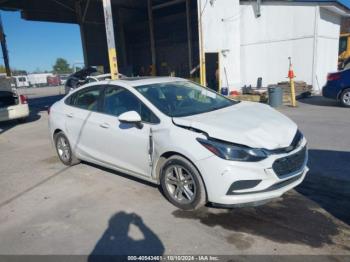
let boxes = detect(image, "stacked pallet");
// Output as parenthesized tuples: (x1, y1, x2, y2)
(229, 94, 268, 103)
(269, 81, 312, 97)
(268, 81, 312, 104)
(230, 81, 312, 105)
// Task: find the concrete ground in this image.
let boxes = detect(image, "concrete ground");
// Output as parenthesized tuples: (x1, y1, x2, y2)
(0, 90, 349, 257)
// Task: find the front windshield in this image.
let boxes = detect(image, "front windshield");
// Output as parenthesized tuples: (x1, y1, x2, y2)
(135, 81, 237, 117)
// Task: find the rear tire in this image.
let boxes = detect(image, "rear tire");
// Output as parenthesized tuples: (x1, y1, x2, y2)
(340, 88, 350, 108)
(160, 155, 206, 210)
(54, 131, 80, 166)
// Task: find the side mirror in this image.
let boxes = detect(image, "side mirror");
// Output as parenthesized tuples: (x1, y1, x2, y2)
(118, 111, 143, 128)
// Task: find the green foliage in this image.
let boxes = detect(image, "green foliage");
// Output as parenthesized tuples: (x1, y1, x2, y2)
(0, 65, 6, 73)
(53, 58, 72, 74)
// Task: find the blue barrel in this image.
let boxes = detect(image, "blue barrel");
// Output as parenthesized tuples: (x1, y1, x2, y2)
(268, 86, 283, 107)
(221, 87, 228, 96)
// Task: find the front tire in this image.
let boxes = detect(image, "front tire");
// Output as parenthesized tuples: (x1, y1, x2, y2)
(54, 131, 80, 166)
(340, 88, 350, 108)
(160, 155, 206, 210)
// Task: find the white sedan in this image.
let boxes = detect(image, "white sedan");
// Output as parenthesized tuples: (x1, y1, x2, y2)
(48, 77, 308, 210)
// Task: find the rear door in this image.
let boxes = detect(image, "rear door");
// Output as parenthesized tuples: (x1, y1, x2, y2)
(64, 85, 103, 155)
(79, 85, 160, 177)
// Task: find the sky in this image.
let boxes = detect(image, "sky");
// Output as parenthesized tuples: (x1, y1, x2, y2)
(0, 11, 83, 73)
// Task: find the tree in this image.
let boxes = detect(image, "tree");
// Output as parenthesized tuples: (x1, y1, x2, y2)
(53, 58, 72, 74)
(0, 65, 6, 73)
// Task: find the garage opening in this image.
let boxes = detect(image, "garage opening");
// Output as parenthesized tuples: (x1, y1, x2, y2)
(117, 0, 199, 79)
(205, 52, 219, 92)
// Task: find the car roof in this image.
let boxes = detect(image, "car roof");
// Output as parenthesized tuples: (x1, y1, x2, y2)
(68, 76, 189, 95)
(115, 76, 188, 87)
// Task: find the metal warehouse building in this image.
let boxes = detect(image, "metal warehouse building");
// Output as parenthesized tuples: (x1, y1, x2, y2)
(1, 0, 350, 92)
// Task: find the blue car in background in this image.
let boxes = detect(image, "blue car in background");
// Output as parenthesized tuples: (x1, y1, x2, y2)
(323, 69, 350, 107)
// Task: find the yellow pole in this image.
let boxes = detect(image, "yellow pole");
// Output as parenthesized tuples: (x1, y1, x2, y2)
(288, 57, 297, 107)
(102, 0, 119, 80)
(290, 77, 296, 107)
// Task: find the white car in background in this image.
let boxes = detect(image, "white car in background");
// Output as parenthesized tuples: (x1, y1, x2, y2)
(0, 86, 29, 122)
(48, 77, 308, 210)
(12, 75, 30, 88)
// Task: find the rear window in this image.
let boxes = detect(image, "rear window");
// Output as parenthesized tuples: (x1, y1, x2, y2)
(65, 86, 102, 111)
(0, 91, 17, 108)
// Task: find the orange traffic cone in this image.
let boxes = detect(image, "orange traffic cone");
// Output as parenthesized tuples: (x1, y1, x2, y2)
(288, 63, 295, 79)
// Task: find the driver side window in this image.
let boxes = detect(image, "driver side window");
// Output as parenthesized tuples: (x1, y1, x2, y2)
(103, 86, 160, 124)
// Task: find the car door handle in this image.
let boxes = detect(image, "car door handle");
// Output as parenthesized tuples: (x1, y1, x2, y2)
(66, 113, 73, 118)
(99, 123, 110, 129)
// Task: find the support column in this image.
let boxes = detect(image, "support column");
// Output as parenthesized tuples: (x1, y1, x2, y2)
(75, 1, 88, 66)
(197, 0, 206, 86)
(0, 14, 11, 76)
(117, 8, 127, 68)
(102, 0, 119, 79)
(148, 0, 157, 76)
(186, 0, 193, 75)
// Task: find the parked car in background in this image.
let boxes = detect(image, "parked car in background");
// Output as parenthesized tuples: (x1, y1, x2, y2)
(49, 77, 308, 210)
(59, 74, 70, 85)
(12, 75, 30, 88)
(0, 79, 29, 122)
(323, 69, 350, 107)
(64, 67, 124, 94)
(64, 67, 97, 94)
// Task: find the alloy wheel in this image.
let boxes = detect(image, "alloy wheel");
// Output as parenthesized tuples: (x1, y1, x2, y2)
(164, 165, 196, 204)
(342, 90, 350, 106)
(56, 136, 71, 162)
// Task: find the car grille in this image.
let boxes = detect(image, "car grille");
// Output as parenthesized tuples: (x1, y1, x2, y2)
(272, 147, 307, 177)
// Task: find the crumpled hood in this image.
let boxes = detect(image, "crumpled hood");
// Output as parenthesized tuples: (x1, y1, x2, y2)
(173, 101, 297, 150)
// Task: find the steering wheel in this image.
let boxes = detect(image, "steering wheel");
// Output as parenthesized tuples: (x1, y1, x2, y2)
(176, 97, 193, 108)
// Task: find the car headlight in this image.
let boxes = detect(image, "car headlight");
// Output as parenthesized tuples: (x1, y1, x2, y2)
(196, 138, 268, 162)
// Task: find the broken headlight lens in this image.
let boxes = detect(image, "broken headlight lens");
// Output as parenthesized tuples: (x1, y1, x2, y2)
(196, 138, 268, 162)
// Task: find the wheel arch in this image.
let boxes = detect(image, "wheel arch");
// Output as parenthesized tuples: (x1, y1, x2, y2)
(154, 151, 208, 200)
(53, 128, 63, 139)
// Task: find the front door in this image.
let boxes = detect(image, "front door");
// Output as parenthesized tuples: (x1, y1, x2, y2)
(79, 85, 160, 177)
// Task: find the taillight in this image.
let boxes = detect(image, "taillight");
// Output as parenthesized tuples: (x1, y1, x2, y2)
(327, 73, 341, 81)
(19, 95, 27, 104)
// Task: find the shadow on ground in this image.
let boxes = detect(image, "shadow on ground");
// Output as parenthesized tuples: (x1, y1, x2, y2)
(173, 149, 350, 249)
(298, 96, 342, 107)
(0, 94, 63, 134)
(173, 192, 340, 248)
(88, 212, 164, 260)
(83, 161, 158, 189)
(297, 149, 350, 226)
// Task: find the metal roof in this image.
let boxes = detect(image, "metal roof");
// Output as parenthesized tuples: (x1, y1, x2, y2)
(292, 0, 350, 10)
(241, 0, 350, 11)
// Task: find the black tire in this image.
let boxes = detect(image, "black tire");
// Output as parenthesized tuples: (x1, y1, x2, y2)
(340, 88, 350, 108)
(160, 155, 206, 210)
(54, 131, 80, 166)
